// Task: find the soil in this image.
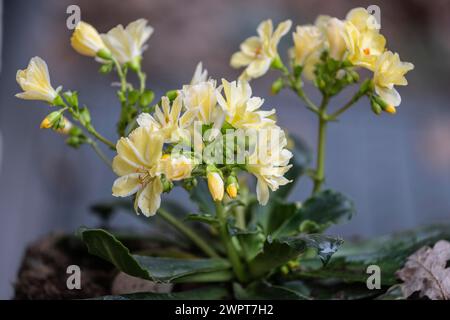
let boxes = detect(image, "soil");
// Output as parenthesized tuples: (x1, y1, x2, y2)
(14, 233, 116, 299)
(13, 232, 184, 300)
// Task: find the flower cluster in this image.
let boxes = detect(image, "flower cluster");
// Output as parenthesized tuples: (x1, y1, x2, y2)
(71, 19, 153, 67)
(291, 8, 414, 112)
(113, 63, 292, 215)
(231, 8, 414, 113)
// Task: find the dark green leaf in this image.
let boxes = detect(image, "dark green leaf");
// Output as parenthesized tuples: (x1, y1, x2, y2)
(252, 199, 298, 236)
(248, 233, 343, 278)
(236, 227, 266, 262)
(234, 281, 308, 300)
(273, 189, 355, 238)
(297, 224, 450, 286)
(93, 286, 230, 300)
(79, 228, 231, 283)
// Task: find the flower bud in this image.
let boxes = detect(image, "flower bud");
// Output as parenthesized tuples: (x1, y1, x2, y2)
(71, 22, 110, 58)
(225, 176, 239, 199)
(370, 100, 382, 115)
(207, 171, 224, 202)
(271, 78, 284, 95)
(384, 105, 397, 115)
(40, 111, 62, 129)
(160, 175, 174, 193)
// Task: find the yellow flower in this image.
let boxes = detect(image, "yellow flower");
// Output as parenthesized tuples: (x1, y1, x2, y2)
(71, 22, 110, 58)
(346, 7, 380, 33)
(207, 171, 224, 201)
(190, 62, 209, 85)
(316, 16, 347, 61)
(101, 19, 153, 65)
(216, 79, 275, 130)
(373, 51, 414, 108)
(246, 126, 292, 205)
(112, 127, 164, 217)
(231, 19, 292, 80)
(16, 57, 59, 103)
(343, 21, 386, 70)
(290, 25, 323, 66)
(182, 79, 222, 127)
(137, 95, 197, 143)
(159, 154, 194, 181)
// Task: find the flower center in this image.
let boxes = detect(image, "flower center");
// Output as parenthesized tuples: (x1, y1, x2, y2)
(363, 48, 371, 55)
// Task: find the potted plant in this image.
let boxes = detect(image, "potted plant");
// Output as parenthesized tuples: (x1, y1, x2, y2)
(14, 7, 450, 300)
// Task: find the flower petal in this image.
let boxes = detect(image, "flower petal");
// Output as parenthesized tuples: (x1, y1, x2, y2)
(137, 178, 163, 217)
(112, 173, 141, 197)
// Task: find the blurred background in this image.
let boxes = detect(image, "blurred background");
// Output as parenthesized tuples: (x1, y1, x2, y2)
(0, 0, 449, 298)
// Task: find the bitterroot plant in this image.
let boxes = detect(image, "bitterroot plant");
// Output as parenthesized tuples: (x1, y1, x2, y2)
(16, 8, 420, 300)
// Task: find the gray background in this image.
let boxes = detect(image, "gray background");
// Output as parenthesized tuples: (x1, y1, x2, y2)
(1, 0, 450, 298)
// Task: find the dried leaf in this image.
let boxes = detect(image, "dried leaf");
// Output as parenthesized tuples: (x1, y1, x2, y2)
(396, 240, 450, 300)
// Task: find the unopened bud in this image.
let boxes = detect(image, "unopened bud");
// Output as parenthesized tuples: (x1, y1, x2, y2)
(207, 171, 224, 202)
(40, 111, 62, 129)
(96, 48, 112, 60)
(160, 175, 174, 193)
(370, 100, 382, 115)
(225, 176, 239, 199)
(271, 78, 284, 95)
(384, 105, 397, 115)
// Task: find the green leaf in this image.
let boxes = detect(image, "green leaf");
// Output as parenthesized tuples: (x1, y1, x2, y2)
(235, 226, 266, 263)
(248, 234, 343, 278)
(93, 286, 230, 300)
(233, 281, 308, 300)
(273, 189, 355, 237)
(273, 135, 312, 200)
(79, 228, 231, 283)
(252, 199, 299, 236)
(185, 213, 219, 226)
(297, 224, 450, 286)
(189, 180, 215, 216)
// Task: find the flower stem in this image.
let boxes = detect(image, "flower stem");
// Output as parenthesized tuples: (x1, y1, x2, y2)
(137, 66, 147, 94)
(87, 138, 112, 169)
(113, 58, 127, 93)
(312, 96, 330, 194)
(215, 201, 247, 283)
(329, 91, 364, 120)
(86, 125, 116, 150)
(313, 116, 327, 194)
(158, 208, 219, 258)
(64, 102, 116, 150)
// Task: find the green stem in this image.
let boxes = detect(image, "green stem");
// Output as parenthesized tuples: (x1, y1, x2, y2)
(215, 201, 247, 282)
(86, 125, 116, 150)
(312, 96, 330, 194)
(137, 67, 147, 94)
(65, 102, 116, 150)
(113, 58, 127, 93)
(313, 116, 327, 194)
(158, 208, 219, 258)
(295, 86, 320, 115)
(329, 92, 364, 120)
(87, 138, 112, 168)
